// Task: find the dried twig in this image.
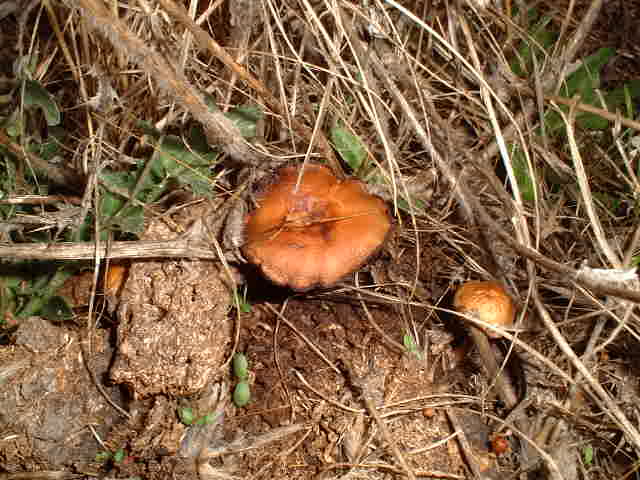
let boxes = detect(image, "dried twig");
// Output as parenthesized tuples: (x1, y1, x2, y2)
(201, 423, 308, 458)
(75, 0, 255, 163)
(0, 131, 83, 188)
(155, 0, 338, 169)
(444, 410, 484, 480)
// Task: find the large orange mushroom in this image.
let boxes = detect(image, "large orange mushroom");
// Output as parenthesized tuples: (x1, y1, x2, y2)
(243, 163, 391, 290)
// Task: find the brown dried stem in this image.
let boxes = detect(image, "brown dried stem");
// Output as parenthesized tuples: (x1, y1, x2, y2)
(155, 0, 340, 173)
(76, 0, 255, 163)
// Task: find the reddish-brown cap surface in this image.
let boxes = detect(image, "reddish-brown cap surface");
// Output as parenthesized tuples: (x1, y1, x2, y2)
(453, 281, 515, 338)
(243, 164, 391, 290)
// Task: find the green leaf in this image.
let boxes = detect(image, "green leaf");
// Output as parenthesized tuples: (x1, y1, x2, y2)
(17, 267, 76, 318)
(202, 92, 219, 112)
(41, 295, 74, 321)
(136, 119, 162, 138)
(233, 289, 252, 313)
(602, 80, 640, 116)
(583, 445, 594, 466)
(546, 47, 617, 133)
(510, 145, 536, 204)
(510, 11, 556, 77)
(153, 135, 217, 195)
(402, 333, 423, 359)
(233, 381, 251, 407)
(225, 105, 263, 138)
(330, 124, 367, 172)
(22, 79, 61, 126)
(188, 123, 211, 153)
(403, 333, 418, 353)
(396, 196, 426, 215)
(99, 171, 146, 234)
(564, 47, 615, 99)
(100, 170, 136, 192)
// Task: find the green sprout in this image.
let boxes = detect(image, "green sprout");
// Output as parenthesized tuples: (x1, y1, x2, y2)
(233, 381, 251, 408)
(403, 333, 423, 360)
(232, 352, 252, 407)
(233, 353, 249, 380)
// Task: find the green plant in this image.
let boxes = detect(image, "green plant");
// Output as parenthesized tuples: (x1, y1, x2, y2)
(0, 93, 262, 322)
(403, 332, 423, 359)
(99, 103, 260, 236)
(231, 352, 251, 407)
(508, 9, 640, 208)
(0, 262, 78, 322)
(177, 406, 219, 426)
(582, 445, 594, 466)
(233, 381, 251, 408)
(233, 353, 249, 380)
(99, 126, 220, 235)
(233, 286, 252, 313)
(330, 121, 367, 173)
(94, 447, 126, 465)
(329, 121, 427, 215)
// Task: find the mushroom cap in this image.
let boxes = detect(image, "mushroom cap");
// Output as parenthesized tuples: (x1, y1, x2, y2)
(453, 281, 515, 338)
(243, 164, 391, 290)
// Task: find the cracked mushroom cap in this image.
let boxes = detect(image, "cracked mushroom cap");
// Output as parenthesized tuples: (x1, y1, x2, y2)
(243, 164, 391, 290)
(453, 281, 515, 338)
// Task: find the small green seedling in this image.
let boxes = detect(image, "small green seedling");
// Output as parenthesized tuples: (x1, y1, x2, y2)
(178, 406, 219, 426)
(113, 448, 126, 464)
(233, 287, 252, 313)
(583, 445, 594, 466)
(22, 79, 61, 127)
(233, 353, 249, 380)
(178, 406, 196, 425)
(195, 411, 219, 425)
(403, 333, 423, 360)
(95, 447, 126, 465)
(233, 381, 251, 407)
(232, 352, 252, 407)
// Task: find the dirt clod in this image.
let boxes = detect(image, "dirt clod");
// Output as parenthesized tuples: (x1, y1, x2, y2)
(110, 206, 233, 398)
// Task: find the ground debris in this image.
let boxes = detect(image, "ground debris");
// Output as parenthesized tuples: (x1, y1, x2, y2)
(110, 203, 233, 398)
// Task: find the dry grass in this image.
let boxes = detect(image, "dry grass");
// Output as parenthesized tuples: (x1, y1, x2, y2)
(1, 0, 640, 478)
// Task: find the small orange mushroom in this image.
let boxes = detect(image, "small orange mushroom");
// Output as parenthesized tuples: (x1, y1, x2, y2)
(453, 280, 519, 409)
(453, 281, 515, 339)
(104, 263, 128, 298)
(243, 163, 391, 290)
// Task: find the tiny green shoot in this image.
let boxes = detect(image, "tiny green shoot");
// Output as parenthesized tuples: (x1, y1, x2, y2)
(178, 406, 195, 425)
(233, 353, 249, 380)
(403, 333, 423, 359)
(113, 448, 126, 464)
(583, 445, 594, 466)
(233, 381, 251, 407)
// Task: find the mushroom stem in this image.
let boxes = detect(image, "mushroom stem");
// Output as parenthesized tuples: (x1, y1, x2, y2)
(468, 327, 519, 410)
